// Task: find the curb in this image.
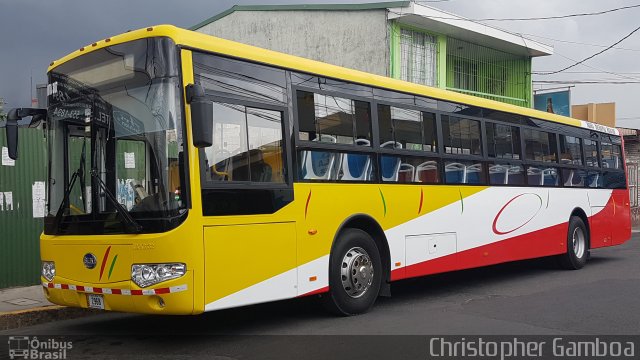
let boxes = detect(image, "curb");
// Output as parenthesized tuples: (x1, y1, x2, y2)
(0, 305, 101, 331)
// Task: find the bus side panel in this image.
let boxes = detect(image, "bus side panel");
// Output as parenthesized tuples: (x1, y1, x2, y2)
(203, 223, 297, 311)
(611, 189, 632, 245)
(389, 187, 591, 281)
(588, 190, 613, 249)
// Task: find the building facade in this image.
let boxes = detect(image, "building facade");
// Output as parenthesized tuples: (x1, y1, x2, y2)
(192, 1, 553, 107)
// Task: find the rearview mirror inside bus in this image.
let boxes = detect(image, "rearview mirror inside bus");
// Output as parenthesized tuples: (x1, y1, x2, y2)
(186, 84, 213, 148)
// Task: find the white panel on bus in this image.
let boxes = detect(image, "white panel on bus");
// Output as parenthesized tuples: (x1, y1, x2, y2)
(405, 232, 457, 266)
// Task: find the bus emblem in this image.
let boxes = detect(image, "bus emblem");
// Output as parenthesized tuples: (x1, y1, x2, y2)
(83, 253, 97, 269)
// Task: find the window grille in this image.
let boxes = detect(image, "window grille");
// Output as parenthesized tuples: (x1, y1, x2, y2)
(399, 29, 438, 87)
(446, 38, 530, 106)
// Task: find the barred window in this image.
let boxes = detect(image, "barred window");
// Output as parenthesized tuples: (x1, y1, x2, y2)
(400, 29, 438, 87)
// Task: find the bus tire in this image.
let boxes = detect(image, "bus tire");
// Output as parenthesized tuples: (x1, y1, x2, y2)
(324, 228, 382, 316)
(558, 216, 588, 270)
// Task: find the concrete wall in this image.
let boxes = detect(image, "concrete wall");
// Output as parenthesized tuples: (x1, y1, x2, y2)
(197, 10, 390, 77)
(572, 102, 616, 128)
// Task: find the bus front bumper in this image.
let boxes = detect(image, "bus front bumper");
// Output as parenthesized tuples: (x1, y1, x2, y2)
(41, 271, 195, 315)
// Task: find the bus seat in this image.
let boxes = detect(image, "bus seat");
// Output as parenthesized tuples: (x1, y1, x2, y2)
(415, 161, 438, 183)
(542, 168, 558, 186)
(445, 162, 466, 184)
(379, 141, 401, 182)
(398, 163, 415, 183)
(507, 166, 524, 185)
(527, 167, 543, 186)
(466, 163, 483, 184)
(340, 139, 371, 181)
(301, 135, 338, 180)
(381, 155, 401, 182)
(489, 164, 507, 185)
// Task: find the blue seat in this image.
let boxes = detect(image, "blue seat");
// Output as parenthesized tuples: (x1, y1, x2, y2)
(380, 155, 401, 182)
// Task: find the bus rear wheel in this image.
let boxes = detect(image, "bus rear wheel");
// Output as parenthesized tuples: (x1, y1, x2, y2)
(324, 228, 382, 316)
(558, 216, 588, 270)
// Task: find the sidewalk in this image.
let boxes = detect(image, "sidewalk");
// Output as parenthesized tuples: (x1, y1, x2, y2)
(0, 285, 98, 331)
(0, 285, 51, 313)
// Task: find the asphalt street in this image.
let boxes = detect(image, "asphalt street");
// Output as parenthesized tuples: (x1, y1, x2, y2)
(2, 233, 639, 359)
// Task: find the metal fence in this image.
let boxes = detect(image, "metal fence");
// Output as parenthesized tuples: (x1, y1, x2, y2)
(0, 128, 47, 288)
(627, 162, 640, 227)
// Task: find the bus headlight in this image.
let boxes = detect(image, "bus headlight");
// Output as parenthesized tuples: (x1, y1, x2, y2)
(42, 261, 56, 282)
(131, 263, 186, 288)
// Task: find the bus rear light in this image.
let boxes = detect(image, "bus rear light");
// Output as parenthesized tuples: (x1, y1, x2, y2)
(131, 263, 186, 288)
(42, 261, 56, 282)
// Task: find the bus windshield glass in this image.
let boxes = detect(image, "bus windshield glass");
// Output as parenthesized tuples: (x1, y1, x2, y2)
(44, 37, 186, 235)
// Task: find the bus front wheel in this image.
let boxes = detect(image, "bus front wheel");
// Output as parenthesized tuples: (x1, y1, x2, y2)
(558, 216, 589, 270)
(324, 228, 382, 315)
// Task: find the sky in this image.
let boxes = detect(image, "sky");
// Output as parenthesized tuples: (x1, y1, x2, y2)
(1, 0, 640, 127)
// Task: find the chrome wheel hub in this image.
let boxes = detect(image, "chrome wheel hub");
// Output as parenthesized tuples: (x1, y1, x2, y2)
(340, 247, 374, 298)
(572, 227, 586, 259)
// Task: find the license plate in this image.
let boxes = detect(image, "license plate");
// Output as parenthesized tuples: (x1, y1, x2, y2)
(87, 294, 104, 309)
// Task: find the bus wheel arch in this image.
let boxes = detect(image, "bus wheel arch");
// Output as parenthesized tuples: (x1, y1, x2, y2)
(323, 215, 390, 315)
(570, 207, 590, 250)
(331, 214, 391, 288)
(558, 209, 590, 270)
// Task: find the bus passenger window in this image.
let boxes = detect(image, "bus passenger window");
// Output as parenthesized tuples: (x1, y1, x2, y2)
(296, 91, 371, 145)
(559, 135, 583, 165)
(583, 139, 599, 167)
(486, 123, 521, 159)
(377, 105, 437, 152)
(442, 116, 482, 156)
(601, 142, 621, 169)
(203, 103, 285, 183)
(524, 129, 557, 163)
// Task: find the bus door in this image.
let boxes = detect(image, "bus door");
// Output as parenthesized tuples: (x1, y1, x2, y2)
(196, 98, 296, 310)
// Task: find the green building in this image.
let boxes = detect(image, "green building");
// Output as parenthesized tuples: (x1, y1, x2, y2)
(192, 1, 553, 108)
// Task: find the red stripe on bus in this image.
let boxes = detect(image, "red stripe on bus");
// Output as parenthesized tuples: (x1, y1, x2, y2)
(99, 246, 112, 281)
(297, 286, 329, 297)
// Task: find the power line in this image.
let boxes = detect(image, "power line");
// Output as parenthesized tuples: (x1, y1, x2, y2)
(522, 33, 640, 52)
(473, 4, 640, 21)
(533, 80, 640, 84)
(395, 3, 640, 22)
(541, 51, 640, 81)
(534, 71, 640, 75)
(533, 25, 640, 75)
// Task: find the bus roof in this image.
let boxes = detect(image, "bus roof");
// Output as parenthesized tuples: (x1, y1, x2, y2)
(48, 24, 619, 137)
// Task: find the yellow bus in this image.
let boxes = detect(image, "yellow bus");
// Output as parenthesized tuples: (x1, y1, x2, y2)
(5, 25, 630, 315)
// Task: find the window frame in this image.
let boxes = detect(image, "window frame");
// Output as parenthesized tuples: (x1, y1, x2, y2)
(197, 94, 292, 190)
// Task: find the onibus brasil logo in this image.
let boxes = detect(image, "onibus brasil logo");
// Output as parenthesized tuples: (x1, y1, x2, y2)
(7, 336, 72, 359)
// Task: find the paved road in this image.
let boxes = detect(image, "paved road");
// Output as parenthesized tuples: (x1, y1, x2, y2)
(2, 234, 639, 359)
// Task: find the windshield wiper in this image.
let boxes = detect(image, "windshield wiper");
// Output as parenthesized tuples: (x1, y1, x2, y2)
(52, 139, 87, 234)
(90, 168, 143, 233)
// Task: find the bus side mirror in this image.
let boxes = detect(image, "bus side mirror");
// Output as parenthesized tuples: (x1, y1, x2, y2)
(4, 108, 47, 160)
(5, 116, 18, 160)
(186, 84, 213, 148)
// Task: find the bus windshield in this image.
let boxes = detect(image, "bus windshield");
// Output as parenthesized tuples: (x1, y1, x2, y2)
(44, 37, 187, 235)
